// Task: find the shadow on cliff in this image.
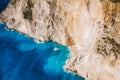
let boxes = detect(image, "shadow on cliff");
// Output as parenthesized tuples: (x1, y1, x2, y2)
(110, 0, 120, 3)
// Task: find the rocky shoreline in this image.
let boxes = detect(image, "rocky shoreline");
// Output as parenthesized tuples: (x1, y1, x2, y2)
(0, 0, 120, 80)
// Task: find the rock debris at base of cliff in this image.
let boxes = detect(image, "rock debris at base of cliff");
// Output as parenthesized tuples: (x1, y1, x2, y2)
(0, 0, 120, 80)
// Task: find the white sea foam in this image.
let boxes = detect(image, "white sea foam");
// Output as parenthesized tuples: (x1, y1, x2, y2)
(53, 47, 60, 51)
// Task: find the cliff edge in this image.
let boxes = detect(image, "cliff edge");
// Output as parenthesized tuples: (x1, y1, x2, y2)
(0, 0, 120, 80)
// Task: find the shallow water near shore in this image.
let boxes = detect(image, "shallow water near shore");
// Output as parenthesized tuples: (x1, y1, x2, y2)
(0, 24, 85, 80)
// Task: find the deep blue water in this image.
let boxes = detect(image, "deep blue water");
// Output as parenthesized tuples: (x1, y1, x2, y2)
(0, 0, 10, 12)
(0, 23, 85, 80)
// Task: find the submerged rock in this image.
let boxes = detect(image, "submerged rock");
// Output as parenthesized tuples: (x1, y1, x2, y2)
(0, 0, 120, 80)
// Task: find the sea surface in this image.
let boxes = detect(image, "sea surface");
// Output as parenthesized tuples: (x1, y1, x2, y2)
(0, 24, 85, 80)
(0, 0, 10, 12)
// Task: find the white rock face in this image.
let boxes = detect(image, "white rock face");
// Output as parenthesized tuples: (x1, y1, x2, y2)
(0, 0, 120, 80)
(0, 0, 67, 44)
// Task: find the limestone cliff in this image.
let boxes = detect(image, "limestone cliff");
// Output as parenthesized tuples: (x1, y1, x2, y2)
(0, 0, 120, 80)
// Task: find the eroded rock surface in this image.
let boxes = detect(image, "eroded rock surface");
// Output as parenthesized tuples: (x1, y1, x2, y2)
(0, 0, 120, 80)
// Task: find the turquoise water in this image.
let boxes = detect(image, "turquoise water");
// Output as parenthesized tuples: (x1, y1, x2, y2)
(0, 24, 85, 80)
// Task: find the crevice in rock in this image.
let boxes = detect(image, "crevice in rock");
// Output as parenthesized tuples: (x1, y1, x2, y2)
(23, 0, 33, 20)
(110, 0, 120, 3)
(11, 0, 17, 5)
